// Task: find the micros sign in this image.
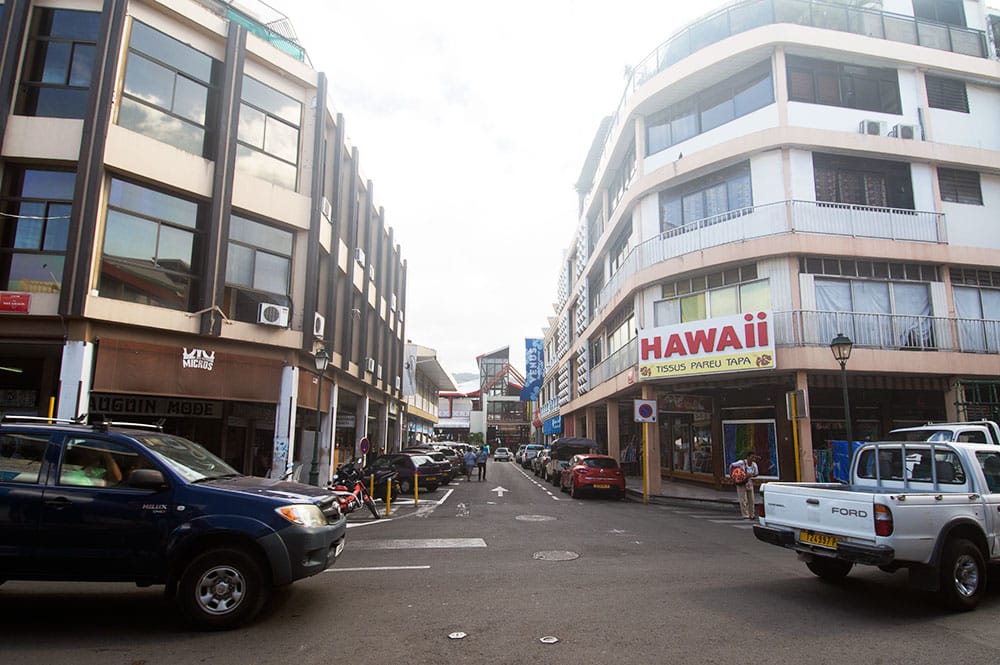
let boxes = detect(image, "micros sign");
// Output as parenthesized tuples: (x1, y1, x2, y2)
(638, 311, 775, 380)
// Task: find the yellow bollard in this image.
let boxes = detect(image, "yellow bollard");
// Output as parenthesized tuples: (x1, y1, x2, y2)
(414, 472, 419, 507)
(385, 477, 392, 516)
(369, 474, 374, 497)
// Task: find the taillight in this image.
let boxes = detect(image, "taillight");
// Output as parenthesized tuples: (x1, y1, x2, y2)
(575, 467, 587, 474)
(756, 502, 765, 518)
(874, 504, 893, 536)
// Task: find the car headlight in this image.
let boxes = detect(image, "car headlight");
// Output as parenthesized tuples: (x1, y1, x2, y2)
(275, 504, 326, 527)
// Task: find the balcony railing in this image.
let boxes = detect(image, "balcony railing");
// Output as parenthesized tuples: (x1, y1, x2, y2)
(588, 0, 987, 210)
(578, 310, 999, 394)
(592, 200, 943, 316)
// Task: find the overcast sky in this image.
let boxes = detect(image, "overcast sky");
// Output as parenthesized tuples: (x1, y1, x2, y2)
(274, 1, 728, 377)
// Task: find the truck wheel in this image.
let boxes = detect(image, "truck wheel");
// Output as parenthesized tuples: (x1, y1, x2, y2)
(179, 548, 268, 630)
(939, 538, 985, 611)
(805, 557, 853, 580)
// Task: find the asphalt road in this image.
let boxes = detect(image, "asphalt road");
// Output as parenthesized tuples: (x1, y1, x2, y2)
(4, 460, 1000, 664)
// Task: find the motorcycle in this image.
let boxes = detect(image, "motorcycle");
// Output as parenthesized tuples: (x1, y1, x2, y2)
(330, 458, 394, 519)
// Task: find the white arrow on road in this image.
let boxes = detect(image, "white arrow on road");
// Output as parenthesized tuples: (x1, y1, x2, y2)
(491, 486, 509, 498)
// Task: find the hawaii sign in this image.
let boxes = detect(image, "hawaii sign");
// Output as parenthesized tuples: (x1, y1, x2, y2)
(638, 311, 775, 380)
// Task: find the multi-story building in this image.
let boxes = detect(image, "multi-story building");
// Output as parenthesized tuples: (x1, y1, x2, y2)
(543, 0, 1000, 492)
(0, 0, 407, 484)
(438, 348, 531, 447)
(402, 343, 456, 447)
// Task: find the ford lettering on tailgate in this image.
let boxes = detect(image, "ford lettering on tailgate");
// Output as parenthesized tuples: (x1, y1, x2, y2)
(832, 506, 868, 518)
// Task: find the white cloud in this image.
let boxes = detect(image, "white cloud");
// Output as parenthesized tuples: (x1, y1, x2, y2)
(277, 0, 722, 376)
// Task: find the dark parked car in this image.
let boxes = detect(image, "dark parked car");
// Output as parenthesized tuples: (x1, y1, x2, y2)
(367, 453, 441, 493)
(560, 453, 626, 499)
(543, 437, 599, 485)
(0, 416, 347, 630)
(403, 448, 455, 484)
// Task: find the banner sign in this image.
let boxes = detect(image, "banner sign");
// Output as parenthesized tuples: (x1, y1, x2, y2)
(638, 311, 775, 380)
(520, 338, 544, 401)
(543, 415, 562, 435)
(402, 343, 417, 397)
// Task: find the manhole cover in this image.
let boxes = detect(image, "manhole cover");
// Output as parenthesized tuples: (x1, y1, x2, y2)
(516, 514, 556, 522)
(533, 550, 579, 561)
(539, 636, 560, 644)
(448, 632, 467, 640)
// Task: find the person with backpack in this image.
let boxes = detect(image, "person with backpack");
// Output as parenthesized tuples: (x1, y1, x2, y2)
(729, 452, 760, 520)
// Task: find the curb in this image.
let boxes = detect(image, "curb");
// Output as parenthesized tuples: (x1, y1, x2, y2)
(624, 488, 739, 507)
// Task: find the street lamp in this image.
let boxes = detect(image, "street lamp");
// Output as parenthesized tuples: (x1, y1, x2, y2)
(308, 347, 331, 486)
(830, 333, 854, 444)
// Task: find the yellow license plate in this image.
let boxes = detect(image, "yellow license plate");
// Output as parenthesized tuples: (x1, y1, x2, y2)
(593, 484, 611, 489)
(799, 530, 839, 548)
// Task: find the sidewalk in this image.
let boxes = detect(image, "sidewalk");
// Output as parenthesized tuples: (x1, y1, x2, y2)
(624, 475, 739, 507)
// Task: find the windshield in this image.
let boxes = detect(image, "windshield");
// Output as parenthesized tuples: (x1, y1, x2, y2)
(135, 433, 240, 482)
(886, 429, 953, 442)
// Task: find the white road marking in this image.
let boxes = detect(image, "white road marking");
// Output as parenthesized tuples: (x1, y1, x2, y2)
(326, 565, 432, 573)
(491, 486, 509, 497)
(350, 538, 487, 550)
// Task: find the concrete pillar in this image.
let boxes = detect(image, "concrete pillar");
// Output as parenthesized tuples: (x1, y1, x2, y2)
(377, 400, 389, 456)
(270, 365, 299, 480)
(585, 406, 597, 441)
(796, 371, 816, 482)
(642, 385, 662, 495)
(944, 380, 961, 421)
(356, 393, 370, 459)
(606, 400, 621, 462)
(321, 381, 339, 483)
(57, 341, 93, 420)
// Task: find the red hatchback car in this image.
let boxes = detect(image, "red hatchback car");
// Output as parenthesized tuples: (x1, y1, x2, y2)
(560, 454, 626, 499)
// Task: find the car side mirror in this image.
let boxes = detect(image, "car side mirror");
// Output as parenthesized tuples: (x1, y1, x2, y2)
(128, 468, 167, 490)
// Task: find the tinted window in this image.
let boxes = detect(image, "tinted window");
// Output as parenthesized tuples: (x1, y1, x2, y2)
(582, 457, 619, 469)
(0, 432, 48, 483)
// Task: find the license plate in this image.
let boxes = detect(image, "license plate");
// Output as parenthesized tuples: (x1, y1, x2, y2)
(799, 529, 839, 548)
(593, 484, 611, 489)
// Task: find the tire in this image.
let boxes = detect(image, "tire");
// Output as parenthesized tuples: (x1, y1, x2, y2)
(179, 548, 268, 631)
(364, 494, 380, 519)
(399, 478, 413, 494)
(805, 556, 853, 581)
(938, 538, 986, 611)
(559, 479, 568, 493)
(570, 480, 580, 499)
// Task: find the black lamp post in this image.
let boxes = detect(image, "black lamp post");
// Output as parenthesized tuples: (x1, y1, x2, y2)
(308, 347, 330, 486)
(830, 333, 854, 444)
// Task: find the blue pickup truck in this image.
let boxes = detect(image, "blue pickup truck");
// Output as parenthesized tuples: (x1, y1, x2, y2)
(0, 417, 347, 630)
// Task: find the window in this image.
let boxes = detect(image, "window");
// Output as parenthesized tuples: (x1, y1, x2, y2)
(654, 276, 770, 327)
(646, 61, 773, 155)
(659, 163, 752, 233)
(938, 168, 982, 205)
(16, 8, 101, 118)
(953, 285, 1000, 353)
(59, 438, 136, 487)
(607, 310, 635, 355)
(857, 447, 965, 484)
(608, 224, 631, 276)
(787, 56, 900, 114)
(0, 433, 48, 484)
(236, 75, 301, 189)
(814, 277, 933, 349)
(226, 214, 292, 295)
(118, 20, 221, 157)
(0, 168, 74, 293)
(912, 0, 965, 27)
(608, 146, 635, 211)
(98, 178, 202, 311)
(813, 154, 914, 210)
(926, 75, 969, 112)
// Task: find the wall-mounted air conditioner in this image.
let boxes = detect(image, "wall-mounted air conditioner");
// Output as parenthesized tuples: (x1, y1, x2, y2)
(858, 119, 886, 136)
(321, 197, 333, 220)
(312, 312, 325, 339)
(377, 364, 383, 380)
(354, 247, 366, 266)
(889, 123, 918, 139)
(368, 264, 375, 282)
(257, 303, 290, 327)
(364, 357, 375, 373)
(390, 294, 397, 311)
(394, 376, 401, 390)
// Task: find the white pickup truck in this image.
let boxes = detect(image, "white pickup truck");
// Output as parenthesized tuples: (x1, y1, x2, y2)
(753, 439, 1000, 610)
(887, 420, 1000, 445)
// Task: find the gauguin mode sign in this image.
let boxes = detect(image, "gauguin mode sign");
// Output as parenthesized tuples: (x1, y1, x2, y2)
(638, 311, 775, 380)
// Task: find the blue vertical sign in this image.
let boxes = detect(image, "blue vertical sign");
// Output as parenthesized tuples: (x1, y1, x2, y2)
(520, 338, 544, 401)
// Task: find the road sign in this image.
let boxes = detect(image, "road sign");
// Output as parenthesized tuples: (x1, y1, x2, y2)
(634, 399, 657, 423)
(359, 437, 370, 455)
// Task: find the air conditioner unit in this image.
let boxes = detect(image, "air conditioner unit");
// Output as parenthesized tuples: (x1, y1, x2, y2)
(377, 364, 383, 380)
(390, 294, 397, 311)
(364, 357, 375, 373)
(394, 376, 401, 390)
(889, 123, 918, 139)
(321, 197, 333, 219)
(858, 119, 886, 136)
(354, 247, 366, 266)
(368, 264, 375, 282)
(257, 303, 289, 327)
(312, 312, 325, 339)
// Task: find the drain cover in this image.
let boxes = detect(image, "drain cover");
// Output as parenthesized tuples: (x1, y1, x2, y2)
(532, 550, 579, 561)
(516, 514, 555, 522)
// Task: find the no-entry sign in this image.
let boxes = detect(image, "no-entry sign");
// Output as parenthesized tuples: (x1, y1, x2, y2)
(633, 399, 657, 423)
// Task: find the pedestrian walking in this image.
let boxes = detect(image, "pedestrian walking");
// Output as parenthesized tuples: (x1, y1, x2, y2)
(729, 452, 760, 519)
(476, 446, 488, 481)
(463, 448, 476, 482)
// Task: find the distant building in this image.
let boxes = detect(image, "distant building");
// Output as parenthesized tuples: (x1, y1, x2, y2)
(402, 344, 456, 447)
(438, 347, 529, 447)
(542, 0, 1000, 493)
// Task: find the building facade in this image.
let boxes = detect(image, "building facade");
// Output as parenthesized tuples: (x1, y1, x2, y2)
(543, 0, 1000, 493)
(402, 343, 456, 447)
(0, 0, 407, 484)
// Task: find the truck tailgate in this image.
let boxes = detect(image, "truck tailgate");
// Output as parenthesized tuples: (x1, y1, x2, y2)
(761, 482, 877, 542)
